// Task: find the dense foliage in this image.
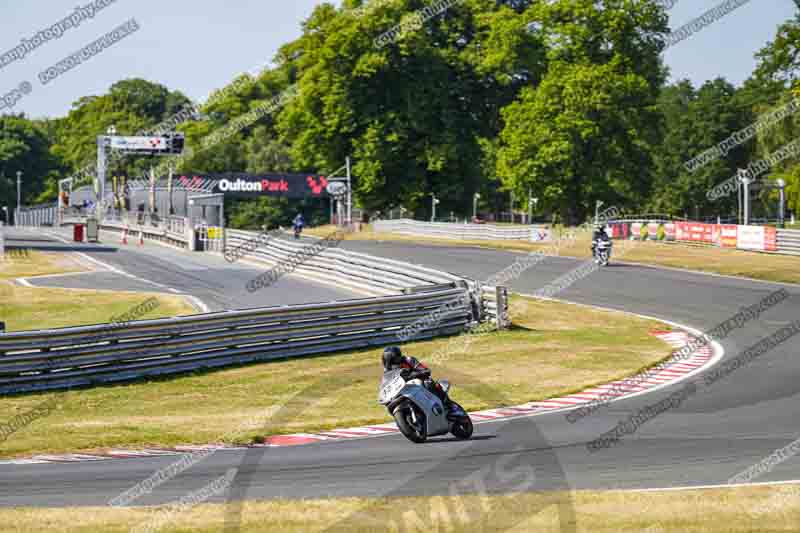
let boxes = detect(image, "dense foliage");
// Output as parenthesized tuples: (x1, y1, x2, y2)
(2, 1, 800, 226)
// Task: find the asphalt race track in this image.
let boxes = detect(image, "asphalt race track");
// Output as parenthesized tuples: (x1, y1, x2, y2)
(2, 235, 800, 509)
(3, 227, 356, 311)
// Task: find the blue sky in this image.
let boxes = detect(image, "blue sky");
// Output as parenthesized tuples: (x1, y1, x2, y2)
(0, 0, 795, 119)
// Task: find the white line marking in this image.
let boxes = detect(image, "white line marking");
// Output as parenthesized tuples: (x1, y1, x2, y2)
(36, 228, 211, 311)
(621, 478, 800, 493)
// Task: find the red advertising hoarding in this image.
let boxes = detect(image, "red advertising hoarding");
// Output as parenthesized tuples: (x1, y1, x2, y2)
(765, 226, 778, 252)
(675, 222, 715, 244)
(608, 222, 629, 239)
(719, 225, 738, 248)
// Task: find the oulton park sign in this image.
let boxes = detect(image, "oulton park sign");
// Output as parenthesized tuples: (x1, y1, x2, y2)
(183, 173, 334, 198)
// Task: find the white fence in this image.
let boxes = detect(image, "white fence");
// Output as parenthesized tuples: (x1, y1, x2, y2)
(15, 205, 57, 227)
(373, 219, 551, 242)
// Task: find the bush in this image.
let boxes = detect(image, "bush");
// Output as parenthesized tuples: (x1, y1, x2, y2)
(640, 224, 648, 240)
(657, 225, 666, 240)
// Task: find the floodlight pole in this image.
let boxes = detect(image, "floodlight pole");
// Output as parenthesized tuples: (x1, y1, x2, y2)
(16, 171, 22, 225)
(97, 136, 108, 222)
(742, 176, 752, 226)
(346, 156, 352, 227)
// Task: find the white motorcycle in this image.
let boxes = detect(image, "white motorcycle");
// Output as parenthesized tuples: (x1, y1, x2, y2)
(378, 369, 473, 443)
(592, 239, 612, 266)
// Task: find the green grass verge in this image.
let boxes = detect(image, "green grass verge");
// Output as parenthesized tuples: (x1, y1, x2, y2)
(2, 485, 796, 532)
(0, 251, 196, 332)
(0, 295, 671, 458)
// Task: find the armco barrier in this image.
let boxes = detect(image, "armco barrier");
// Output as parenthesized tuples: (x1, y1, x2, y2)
(226, 229, 465, 296)
(0, 225, 513, 394)
(481, 286, 509, 329)
(227, 230, 514, 327)
(777, 228, 800, 256)
(373, 219, 551, 242)
(0, 289, 474, 395)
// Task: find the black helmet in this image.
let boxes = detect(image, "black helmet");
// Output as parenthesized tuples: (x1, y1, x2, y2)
(382, 346, 403, 371)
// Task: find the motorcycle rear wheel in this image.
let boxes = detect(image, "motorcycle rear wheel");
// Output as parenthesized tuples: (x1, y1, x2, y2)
(394, 405, 427, 443)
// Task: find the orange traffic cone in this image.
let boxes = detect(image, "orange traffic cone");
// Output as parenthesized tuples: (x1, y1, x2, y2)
(121, 228, 128, 245)
(138, 231, 144, 246)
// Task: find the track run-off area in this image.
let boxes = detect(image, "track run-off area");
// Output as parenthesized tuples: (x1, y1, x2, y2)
(1, 228, 799, 509)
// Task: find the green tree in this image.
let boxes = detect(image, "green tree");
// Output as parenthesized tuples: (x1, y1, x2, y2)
(50, 78, 191, 192)
(0, 114, 62, 213)
(649, 79, 752, 219)
(496, 0, 668, 223)
(747, 4, 800, 219)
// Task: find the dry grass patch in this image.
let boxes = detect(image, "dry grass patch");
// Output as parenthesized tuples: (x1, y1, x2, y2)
(2, 485, 798, 532)
(0, 250, 85, 280)
(0, 250, 196, 332)
(0, 295, 671, 458)
(615, 240, 800, 284)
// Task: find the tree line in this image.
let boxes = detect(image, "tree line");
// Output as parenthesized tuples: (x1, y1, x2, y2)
(1, 0, 799, 227)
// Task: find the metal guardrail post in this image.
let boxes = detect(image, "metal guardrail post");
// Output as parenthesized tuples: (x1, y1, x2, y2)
(495, 286, 510, 329)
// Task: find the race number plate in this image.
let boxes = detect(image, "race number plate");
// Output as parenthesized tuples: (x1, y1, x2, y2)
(379, 372, 406, 403)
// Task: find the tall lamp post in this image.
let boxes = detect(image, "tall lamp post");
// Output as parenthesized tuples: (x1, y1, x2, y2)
(736, 168, 747, 224)
(431, 193, 440, 222)
(595, 200, 604, 224)
(529, 196, 538, 224)
(741, 174, 752, 226)
(473, 193, 480, 220)
(16, 171, 22, 226)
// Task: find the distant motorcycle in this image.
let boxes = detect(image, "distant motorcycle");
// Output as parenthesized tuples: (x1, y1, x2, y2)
(378, 369, 473, 443)
(592, 239, 612, 266)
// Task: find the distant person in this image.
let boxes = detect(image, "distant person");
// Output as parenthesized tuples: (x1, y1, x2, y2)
(292, 213, 305, 239)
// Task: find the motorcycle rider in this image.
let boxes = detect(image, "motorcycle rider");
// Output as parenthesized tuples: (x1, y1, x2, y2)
(382, 346, 456, 417)
(292, 212, 305, 237)
(591, 223, 610, 256)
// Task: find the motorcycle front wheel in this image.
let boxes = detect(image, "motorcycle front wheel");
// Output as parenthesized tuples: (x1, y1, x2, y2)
(394, 404, 427, 443)
(451, 416, 473, 440)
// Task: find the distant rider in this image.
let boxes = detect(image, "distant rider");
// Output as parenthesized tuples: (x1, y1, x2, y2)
(591, 224, 610, 255)
(382, 346, 455, 416)
(292, 213, 305, 237)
